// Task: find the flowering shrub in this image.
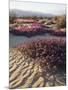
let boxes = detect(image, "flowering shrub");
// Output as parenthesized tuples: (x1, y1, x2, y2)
(14, 23, 42, 32)
(50, 29, 66, 36)
(16, 38, 66, 69)
(10, 20, 66, 36)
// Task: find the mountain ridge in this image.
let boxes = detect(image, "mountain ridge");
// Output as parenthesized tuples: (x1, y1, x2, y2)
(9, 9, 54, 17)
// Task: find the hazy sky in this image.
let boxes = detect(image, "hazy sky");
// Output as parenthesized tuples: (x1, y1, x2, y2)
(10, 0, 66, 15)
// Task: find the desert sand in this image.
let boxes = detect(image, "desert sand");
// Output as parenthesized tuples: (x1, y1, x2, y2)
(9, 47, 66, 89)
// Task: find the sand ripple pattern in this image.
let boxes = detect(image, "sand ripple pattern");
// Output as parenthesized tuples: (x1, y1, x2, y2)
(9, 48, 66, 89)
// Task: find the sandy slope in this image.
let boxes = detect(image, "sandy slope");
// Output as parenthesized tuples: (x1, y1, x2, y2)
(9, 48, 66, 89)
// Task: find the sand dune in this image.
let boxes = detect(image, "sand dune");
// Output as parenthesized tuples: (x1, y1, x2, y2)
(9, 48, 66, 89)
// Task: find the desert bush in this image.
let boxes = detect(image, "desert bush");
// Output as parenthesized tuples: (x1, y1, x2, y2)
(9, 16, 16, 24)
(56, 15, 66, 28)
(16, 38, 66, 69)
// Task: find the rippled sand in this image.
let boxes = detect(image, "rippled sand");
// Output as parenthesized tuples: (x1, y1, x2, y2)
(9, 48, 66, 89)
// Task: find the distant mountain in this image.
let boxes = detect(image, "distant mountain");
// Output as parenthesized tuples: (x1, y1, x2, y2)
(9, 9, 54, 17)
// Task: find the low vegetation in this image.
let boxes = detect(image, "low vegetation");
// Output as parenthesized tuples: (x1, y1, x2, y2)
(16, 38, 66, 70)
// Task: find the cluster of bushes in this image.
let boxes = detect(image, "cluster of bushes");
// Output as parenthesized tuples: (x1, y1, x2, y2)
(16, 38, 66, 70)
(49, 29, 66, 36)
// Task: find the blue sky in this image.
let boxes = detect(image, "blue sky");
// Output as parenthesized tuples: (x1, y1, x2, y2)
(10, 0, 66, 15)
